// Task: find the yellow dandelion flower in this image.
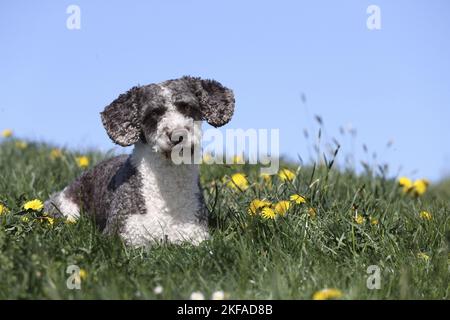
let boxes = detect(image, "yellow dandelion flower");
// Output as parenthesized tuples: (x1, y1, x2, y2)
(290, 194, 306, 204)
(259, 173, 272, 190)
(0, 203, 9, 216)
(398, 176, 413, 193)
(76, 156, 90, 169)
(79, 269, 88, 280)
(50, 148, 63, 160)
(312, 288, 343, 300)
(274, 201, 291, 216)
(227, 173, 249, 191)
(412, 179, 429, 196)
(419, 210, 432, 221)
(40, 214, 55, 226)
(65, 216, 77, 224)
(15, 141, 28, 149)
(354, 214, 365, 225)
(370, 217, 379, 225)
(1, 129, 13, 138)
(308, 207, 317, 219)
(260, 173, 272, 183)
(278, 168, 296, 182)
(261, 207, 276, 220)
(23, 199, 44, 211)
(248, 199, 271, 215)
(417, 252, 430, 262)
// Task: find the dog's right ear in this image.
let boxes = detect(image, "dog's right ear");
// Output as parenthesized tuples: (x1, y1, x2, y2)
(101, 86, 142, 147)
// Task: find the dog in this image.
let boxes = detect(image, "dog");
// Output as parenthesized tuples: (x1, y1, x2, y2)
(45, 76, 235, 246)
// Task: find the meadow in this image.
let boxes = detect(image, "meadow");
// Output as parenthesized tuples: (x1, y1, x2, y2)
(0, 131, 449, 300)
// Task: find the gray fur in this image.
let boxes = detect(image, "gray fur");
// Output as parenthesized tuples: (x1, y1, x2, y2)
(101, 87, 142, 147)
(45, 155, 145, 232)
(46, 76, 235, 245)
(101, 77, 235, 147)
(164, 76, 235, 127)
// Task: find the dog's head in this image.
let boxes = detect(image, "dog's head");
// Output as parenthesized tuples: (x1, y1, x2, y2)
(101, 76, 234, 154)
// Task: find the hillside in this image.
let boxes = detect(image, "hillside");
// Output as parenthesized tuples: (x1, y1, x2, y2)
(0, 138, 449, 299)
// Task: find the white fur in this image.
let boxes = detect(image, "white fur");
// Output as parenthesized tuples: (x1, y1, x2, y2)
(53, 84, 209, 246)
(120, 142, 209, 246)
(122, 86, 208, 245)
(150, 85, 202, 154)
(55, 188, 80, 220)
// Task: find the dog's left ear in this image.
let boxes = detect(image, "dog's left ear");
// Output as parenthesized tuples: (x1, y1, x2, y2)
(185, 76, 235, 127)
(101, 86, 142, 147)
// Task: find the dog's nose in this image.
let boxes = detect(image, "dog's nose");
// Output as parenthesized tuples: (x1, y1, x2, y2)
(173, 135, 183, 145)
(167, 129, 187, 146)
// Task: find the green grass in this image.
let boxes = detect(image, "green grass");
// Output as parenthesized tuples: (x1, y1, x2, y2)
(0, 138, 449, 300)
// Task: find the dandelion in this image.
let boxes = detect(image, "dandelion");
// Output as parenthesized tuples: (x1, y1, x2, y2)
(312, 288, 343, 300)
(278, 168, 296, 182)
(50, 148, 63, 160)
(79, 269, 88, 280)
(260, 173, 272, 186)
(23, 199, 44, 211)
(274, 201, 290, 216)
(417, 252, 430, 262)
(65, 216, 77, 224)
(308, 207, 317, 219)
(153, 285, 163, 295)
(0, 203, 9, 216)
(227, 173, 249, 191)
(290, 194, 306, 204)
(419, 210, 432, 221)
(370, 217, 379, 225)
(1, 129, 13, 138)
(212, 290, 226, 300)
(15, 141, 28, 149)
(21, 216, 30, 223)
(398, 177, 429, 196)
(248, 199, 271, 215)
(260, 173, 271, 181)
(41, 214, 55, 226)
(190, 291, 205, 300)
(259, 173, 272, 190)
(261, 207, 276, 220)
(354, 214, 365, 225)
(412, 179, 429, 196)
(398, 177, 413, 193)
(76, 156, 90, 169)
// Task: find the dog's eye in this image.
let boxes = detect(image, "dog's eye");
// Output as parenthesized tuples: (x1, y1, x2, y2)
(175, 101, 193, 113)
(175, 101, 202, 120)
(175, 101, 190, 108)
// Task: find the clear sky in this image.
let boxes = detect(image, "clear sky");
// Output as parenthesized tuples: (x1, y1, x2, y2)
(1, 0, 449, 181)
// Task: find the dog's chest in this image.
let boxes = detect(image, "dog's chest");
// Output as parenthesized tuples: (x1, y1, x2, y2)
(120, 148, 208, 245)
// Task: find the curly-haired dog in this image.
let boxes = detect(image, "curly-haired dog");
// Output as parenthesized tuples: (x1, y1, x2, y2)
(45, 76, 235, 246)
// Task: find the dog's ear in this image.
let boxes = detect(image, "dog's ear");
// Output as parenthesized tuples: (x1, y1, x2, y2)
(101, 86, 142, 147)
(185, 77, 235, 127)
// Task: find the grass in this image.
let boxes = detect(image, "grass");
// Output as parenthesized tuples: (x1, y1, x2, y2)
(0, 137, 449, 300)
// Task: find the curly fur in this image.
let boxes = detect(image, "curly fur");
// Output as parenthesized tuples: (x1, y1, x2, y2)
(45, 76, 234, 246)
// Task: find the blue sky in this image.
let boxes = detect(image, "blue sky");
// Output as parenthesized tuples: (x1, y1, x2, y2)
(1, 0, 449, 180)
